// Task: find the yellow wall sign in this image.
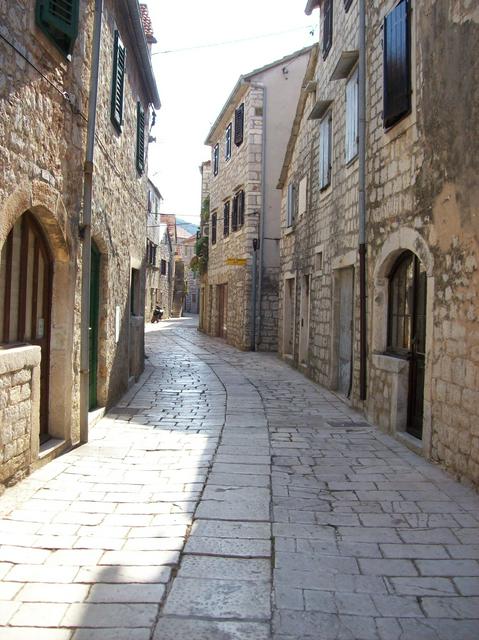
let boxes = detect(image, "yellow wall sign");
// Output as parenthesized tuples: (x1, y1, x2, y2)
(225, 258, 247, 266)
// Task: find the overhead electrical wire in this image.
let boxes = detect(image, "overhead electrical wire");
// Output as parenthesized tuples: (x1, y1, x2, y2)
(152, 24, 316, 55)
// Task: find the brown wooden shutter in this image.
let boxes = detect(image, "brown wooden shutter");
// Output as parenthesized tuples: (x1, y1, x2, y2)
(322, 0, 333, 59)
(234, 104, 244, 146)
(111, 30, 126, 131)
(136, 102, 145, 174)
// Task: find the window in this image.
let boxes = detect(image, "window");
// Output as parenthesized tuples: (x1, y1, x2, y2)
(111, 30, 126, 132)
(225, 123, 232, 160)
(146, 240, 157, 266)
(298, 176, 307, 217)
(232, 190, 245, 231)
(319, 113, 332, 189)
(160, 259, 167, 275)
(234, 103, 244, 146)
(136, 102, 145, 174)
(383, 0, 411, 129)
(130, 268, 140, 316)
(213, 144, 219, 176)
(211, 212, 217, 244)
(223, 201, 230, 237)
(344, 0, 353, 11)
(315, 251, 323, 271)
(322, 0, 333, 59)
(286, 182, 298, 227)
(35, 0, 79, 57)
(345, 67, 358, 162)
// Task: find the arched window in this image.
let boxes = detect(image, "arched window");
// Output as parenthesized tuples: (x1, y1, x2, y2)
(387, 251, 414, 355)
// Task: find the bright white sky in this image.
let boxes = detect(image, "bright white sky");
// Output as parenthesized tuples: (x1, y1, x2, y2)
(145, 0, 318, 224)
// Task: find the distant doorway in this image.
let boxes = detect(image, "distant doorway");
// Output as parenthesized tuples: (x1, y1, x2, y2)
(217, 283, 228, 338)
(336, 267, 354, 397)
(0, 212, 52, 440)
(299, 274, 310, 365)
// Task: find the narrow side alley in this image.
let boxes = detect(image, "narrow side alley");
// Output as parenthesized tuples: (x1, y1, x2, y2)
(0, 318, 477, 640)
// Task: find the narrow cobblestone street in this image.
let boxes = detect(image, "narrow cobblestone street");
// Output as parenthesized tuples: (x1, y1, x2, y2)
(0, 317, 478, 639)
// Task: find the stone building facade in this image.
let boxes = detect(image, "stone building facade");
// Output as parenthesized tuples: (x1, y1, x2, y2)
(278, 0, 479, 487)
(177, 231, 199, 314)
(201, 47, 314, 351)
(0, 0, 160, 488)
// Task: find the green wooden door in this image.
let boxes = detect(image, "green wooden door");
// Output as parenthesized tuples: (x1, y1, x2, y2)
(89, 243, 100, 410)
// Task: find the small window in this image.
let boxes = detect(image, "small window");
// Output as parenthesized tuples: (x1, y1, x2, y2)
(35, 0, 79, 57)
(383, 0, 411, 128)
(130, 268, 141, 316)
(315, 251, 323, 271)
(234, 103, 244, 146)
(286, 183, 298, 227)
(344, 0, 353, 11)
(160, 259, 167, 275)
(111, 30, 126, 132)
(387, 251, 414, 354)
(345, 67, 358, 162)
(211, 212, 217, 245)
(136, 102, 145, 174)
(319, 113, 332, 189)
(322, 0, 333, 60)
(213, 144, 219, 176)
(225, 123, 232, 160)
(223, 201, 230, 237)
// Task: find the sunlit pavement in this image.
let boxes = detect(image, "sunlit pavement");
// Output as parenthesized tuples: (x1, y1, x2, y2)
(0, 315, 478, 639)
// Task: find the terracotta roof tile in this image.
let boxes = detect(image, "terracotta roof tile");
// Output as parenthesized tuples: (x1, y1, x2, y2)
(139, 4, 157, 44)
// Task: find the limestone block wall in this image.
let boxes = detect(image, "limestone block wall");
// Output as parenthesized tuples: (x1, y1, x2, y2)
(206, 85, 264, 350)
(0, 346, 40, 490)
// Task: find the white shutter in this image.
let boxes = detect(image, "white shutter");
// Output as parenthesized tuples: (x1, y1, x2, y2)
(319, 115, 331, 189)
(287, 183, 293, 226)
(345, 68, 358, 162)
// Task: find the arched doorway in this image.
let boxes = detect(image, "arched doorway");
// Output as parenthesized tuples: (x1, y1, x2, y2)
(0, 212, 52, 441)
(387, 250, 427, 439)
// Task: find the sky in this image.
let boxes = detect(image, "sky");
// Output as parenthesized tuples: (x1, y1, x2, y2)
(145, 0, 318, 224)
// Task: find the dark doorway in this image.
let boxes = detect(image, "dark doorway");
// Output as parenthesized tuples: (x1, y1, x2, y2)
(89, 242, 101, 410)
(217, 284, 228, 339)
(337, 267, 354, 397)
(388, 251, 427, 439)
(0, 212, 52, 440)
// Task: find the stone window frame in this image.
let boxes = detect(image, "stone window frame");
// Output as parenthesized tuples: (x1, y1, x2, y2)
(371, 228, 435, 457)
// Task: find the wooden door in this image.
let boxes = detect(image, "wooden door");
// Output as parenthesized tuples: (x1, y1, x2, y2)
(89, 243, 100, 410)
(299, 275, 310, 364)
(337, 267, 354, 397)
(0, 212, 52, 440)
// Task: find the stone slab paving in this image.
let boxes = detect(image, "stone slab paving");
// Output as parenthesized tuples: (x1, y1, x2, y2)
(0, 316, 477, 639)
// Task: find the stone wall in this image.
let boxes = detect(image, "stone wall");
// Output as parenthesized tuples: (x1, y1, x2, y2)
(0, 346, 40, 490)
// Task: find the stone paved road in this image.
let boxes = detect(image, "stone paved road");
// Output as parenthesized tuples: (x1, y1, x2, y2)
(0, 317, 478, 639)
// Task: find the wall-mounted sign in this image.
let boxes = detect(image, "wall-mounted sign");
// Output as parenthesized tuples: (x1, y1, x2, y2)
(225, 258, 247, 266)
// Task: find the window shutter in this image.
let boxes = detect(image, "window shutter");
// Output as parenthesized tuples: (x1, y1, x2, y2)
(223, 201, 230, 237)
(211, 213, 217, 244)
(322, 0, 333, 59)
(238, 190, 245, 227)
(345, 68, 358, 161)
(383, 0, 411, 128)
(111, 30, 126, 131)
(213, 144, 219, 176)
(232, 194, 238, 231)
(234, 103, 244, 146)
(344, 0, 353, 11)
(35, 0, 79, 56)
(287, 183, 294, 226)
(136, 102, 145, 174)
(225, 124, 232, 160)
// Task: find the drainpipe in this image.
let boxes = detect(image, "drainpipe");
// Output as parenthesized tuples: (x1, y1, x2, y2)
(251, 239, 258, 350)
(80, 0, 103, 444)
(358, 0, 367, 401)
(253, 83, 267, 352)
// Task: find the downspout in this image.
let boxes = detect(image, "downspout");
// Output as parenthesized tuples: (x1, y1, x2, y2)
(358, 0, 367, 401)
(254, 83, 267, 352)
(80, 0, 103, 443)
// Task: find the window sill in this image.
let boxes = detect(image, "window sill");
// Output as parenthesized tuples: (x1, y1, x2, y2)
(282, 226, 294, 236)
(345, 153, 358, 168)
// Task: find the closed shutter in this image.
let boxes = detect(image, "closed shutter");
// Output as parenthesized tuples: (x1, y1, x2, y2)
(225, 124, 232, 160)
(238, 190, 245, 227)
(322, 0, 333, 59)
(111, 30, 126, 131)
(232, 194, 238, 231)
(287, 183, 294, 227)
(234, 104, 244, 146)
(213, 144, 219, 176)
(211, 213, 217, 244)
(344, 0, 353, 11)
(35, 0, 79, 56)
(136, 102, 145, 174)
(383, 0, 411, 128)
(223, 201, 230, 237)
(345, 68, 358, 162)
(320, 115, 332, 189)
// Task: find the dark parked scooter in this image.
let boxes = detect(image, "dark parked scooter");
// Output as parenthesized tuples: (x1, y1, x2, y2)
(152, 305, 164, 323)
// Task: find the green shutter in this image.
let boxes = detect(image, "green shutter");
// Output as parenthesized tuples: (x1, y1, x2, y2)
(111, 31, 126, 131)
(136, 101, 145, 174)
(35, 0, 79, 56)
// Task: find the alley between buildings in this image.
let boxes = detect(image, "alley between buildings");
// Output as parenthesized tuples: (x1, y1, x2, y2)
(0, 317, 478, 640)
